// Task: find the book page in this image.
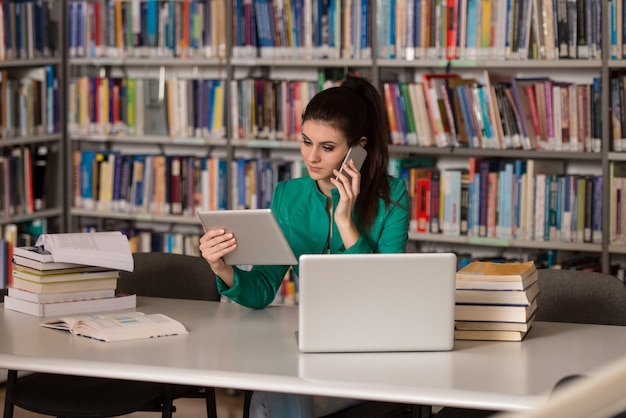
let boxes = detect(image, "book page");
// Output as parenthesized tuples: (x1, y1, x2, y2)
(35, 232, 134, 271)
(40, 311, 144, 331)
(73, 313, 188, 342)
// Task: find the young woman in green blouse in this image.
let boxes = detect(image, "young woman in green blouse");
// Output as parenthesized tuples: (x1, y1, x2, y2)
(199, 74, 410, 417)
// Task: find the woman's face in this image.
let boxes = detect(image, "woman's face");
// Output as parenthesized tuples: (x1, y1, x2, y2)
(300, 120, 350, 182)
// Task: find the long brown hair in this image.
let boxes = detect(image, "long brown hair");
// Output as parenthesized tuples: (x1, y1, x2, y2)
(301, 75, 392, 229)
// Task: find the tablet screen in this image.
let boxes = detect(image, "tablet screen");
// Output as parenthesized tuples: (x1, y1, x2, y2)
(197, 209, 298, 265)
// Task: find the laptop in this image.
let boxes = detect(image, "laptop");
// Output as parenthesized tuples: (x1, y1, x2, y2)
(297, 253, 457, 353)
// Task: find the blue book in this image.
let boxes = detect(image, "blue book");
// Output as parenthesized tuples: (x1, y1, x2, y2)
(414, 0, 421, 55)
(131, 154, 147, 211)
(146, 0, 158, 49)
(456, 85, 477, 147)
(111, 153, 123, 211)
(388, 0, 396, 58)
(218, 158, 228, 210)
(359, 0, 369, 56)
(465, 0, 478, 57)
(500, 162, 514, 239)
(513, 159, 526, 238)
(80, 150, 96, 210)
(592, 176, 602, 244)
(236, 158, 246, 209)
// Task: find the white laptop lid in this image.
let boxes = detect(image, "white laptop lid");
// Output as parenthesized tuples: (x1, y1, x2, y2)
(297, 253, 457, 353)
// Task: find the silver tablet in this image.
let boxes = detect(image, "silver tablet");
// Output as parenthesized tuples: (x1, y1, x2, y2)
(197, 209, 298, 265)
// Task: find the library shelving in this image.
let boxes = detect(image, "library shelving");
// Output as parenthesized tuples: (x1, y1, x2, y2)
(63, 0, 626, 276)
(1, 0, 66, 291)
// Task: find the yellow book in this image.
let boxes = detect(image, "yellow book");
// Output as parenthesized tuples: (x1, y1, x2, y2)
(456, 261, 537, 290)
(454, 328, 530, 342)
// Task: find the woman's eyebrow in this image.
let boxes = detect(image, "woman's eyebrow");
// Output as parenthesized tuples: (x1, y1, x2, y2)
(301, 133, 339, 145)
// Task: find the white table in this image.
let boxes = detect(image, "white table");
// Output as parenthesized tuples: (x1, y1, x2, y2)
(1, 297, 626, 412)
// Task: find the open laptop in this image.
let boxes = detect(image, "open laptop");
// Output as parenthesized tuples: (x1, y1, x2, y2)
(297, 253, 457, 353)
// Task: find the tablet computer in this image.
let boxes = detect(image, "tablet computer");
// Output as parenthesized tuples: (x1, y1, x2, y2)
(197, 209, 298, 265)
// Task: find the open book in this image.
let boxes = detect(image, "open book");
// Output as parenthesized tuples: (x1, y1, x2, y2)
(31, 231, 134, 272)
(39, 311, 188, 342)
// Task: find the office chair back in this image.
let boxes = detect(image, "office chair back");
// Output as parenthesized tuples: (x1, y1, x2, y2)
(117, 252, 220, 301)
(534, 269, 626, 326)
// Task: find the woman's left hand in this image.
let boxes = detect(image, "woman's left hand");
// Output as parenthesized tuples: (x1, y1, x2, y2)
(330, 159, 361, 248)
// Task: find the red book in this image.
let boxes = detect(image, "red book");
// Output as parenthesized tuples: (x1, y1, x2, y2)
(93, 2, 101, 56)
(415, 169, 433, 233)
(446, 0, 458, 59)
(524, 84, 541, 143)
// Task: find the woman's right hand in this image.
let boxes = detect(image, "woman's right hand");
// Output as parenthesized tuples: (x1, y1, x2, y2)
(199, 228, 236, 286)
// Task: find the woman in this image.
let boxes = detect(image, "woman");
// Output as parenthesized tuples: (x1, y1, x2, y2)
(200, 74, 409, 417)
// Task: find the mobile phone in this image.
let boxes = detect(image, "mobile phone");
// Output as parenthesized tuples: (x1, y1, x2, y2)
(336, 145, 367, 180)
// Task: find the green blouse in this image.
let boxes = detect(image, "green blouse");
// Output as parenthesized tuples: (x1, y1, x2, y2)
(216, 175, 410, 309)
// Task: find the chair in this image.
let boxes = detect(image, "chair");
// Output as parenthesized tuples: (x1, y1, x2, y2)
(241, 391, 423, 418)
(435, 269, 626, 418)
(3, 252, 220, 418)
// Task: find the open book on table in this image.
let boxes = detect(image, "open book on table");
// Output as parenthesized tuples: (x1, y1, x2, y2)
(39, 311, 188, 342)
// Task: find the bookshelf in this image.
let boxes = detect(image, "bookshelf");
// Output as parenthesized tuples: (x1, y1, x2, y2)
(62, 0, 626, 276)
(0, 1, 66, 291)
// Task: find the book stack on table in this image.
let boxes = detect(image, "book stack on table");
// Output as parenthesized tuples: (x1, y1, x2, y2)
(3, 232, 136, 317)
(453, 261, 539, 342)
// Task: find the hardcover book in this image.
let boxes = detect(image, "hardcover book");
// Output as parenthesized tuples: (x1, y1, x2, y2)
(455, 260, 538, 290)
(4, 293, 136, 318)
(143, 79, 169, 136)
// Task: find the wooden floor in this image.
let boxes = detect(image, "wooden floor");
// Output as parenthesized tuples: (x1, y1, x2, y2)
(0, 384, 246, 418)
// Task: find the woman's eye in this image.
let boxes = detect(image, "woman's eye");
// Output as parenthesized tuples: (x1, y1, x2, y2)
(322, 146, 334, 152)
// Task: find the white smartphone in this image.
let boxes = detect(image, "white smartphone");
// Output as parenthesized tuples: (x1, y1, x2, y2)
(336, 145, 367, 179)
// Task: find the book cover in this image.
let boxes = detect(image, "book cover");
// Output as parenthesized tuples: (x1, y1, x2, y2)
(143, 78, 168, 136)
(455, 317, 535, 332)
(11, 276, 118, 294)
(4, 293, 136, 318)
(456, 260, 538, 290)
(455, 298, 538, 322)
(455, 280, 540, 305)
(7, 287, 116, 304)
(12, 267, 119, 284)
(454, 328, 529, 341)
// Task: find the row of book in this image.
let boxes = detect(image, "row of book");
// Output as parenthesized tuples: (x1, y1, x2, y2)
(454, 260, 538, 342)
(65, 0, 620, 62)
(404, 159, 604, 244)
(72, 151, 305, 216)
(383, 73, 602, 152)
(67, 0, 226, 59)
(3, 232, 136, 318)
(233, 0, 372, 59)
(0, 66, 60, 139)
(67, 76, 225, 139)
(0, 144, 51, 219)
(0, 0, 59, 61)
(379, 0, 602, 61)
(66, 70, 608, 152)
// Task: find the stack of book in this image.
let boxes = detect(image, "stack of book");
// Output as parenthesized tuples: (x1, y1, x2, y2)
(3, 232, 136, 317)
(454, 261, 539, 342)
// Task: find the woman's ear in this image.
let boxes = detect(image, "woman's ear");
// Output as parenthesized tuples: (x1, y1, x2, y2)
(358, 137, 367, 147)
